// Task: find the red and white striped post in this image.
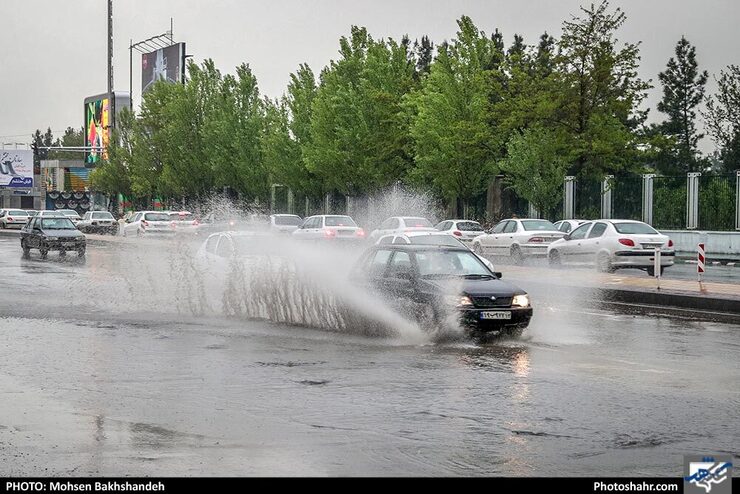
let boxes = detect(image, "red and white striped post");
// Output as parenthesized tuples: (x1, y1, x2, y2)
(697, 243, 705, 282)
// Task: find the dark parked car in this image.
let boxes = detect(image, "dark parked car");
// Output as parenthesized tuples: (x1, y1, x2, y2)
(352, 245, 533, 336)
(20, 215, 86, 258)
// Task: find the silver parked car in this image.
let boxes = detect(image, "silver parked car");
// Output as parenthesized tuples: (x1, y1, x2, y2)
(471, 218, 564, 263)
(292, 215, 365, 242)
(122, 211, 176, 237)
(434, 219, 485, 242)
(368, 216, 436, 241)
(547, 219, 674, 275)
(269, 214, 303, 234)
(0, 209, 30, 229)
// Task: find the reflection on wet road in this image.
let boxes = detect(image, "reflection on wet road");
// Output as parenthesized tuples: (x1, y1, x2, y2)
(0, 236, 738, 476)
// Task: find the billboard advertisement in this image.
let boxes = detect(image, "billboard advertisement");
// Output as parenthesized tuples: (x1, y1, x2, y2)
(84, 96, 111, 164)
(141, 42, 186, 93)
(0, 149, 34, 188)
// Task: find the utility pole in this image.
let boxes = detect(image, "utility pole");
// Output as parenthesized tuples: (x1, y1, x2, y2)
(108, 0, 114, 94)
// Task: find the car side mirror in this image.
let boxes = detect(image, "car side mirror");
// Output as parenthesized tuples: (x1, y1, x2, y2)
(493, 271, 502, 279)
(563, 234, 571, 241)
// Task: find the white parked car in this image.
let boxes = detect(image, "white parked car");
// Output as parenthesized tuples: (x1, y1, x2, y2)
(553, 219, 589, 234)
(369, 216, 435, 241)
(0, 209, 30, 229)
(434, 219, 485, 242)
(376, 231, 497, 272)
(56, 209, 82, 225)
(547, 219, 675, 275)
(292, 215, 365, 242)
(269, 214, 303, 234)
(168, 211, 201, 235)
(471, 218, 564, 263)
(122, 211, 175, 237)
(77, 211, 118, 235)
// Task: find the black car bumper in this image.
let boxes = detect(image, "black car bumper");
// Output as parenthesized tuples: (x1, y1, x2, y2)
(44, 239, 86, 251)
(460, 307, 533, 332)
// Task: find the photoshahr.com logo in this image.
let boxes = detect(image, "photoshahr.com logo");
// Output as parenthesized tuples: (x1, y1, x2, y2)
(684, 455, 733, 494)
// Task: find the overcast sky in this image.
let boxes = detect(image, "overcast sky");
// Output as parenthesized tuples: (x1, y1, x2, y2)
(1, 0, 738, 152)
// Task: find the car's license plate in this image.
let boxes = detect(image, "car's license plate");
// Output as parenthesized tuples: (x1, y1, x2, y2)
(480, 311, 511, 320)
(62, 242, 76, 247)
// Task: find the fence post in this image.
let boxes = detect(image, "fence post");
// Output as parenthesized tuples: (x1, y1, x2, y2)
(687, 172, 701, 230)
(287, 188, 294, 215)
(528, 202, 540, 219)
(735, 170, 740, 231)
(601, 175, 614, 219)
(564, 176, 576, 219)
(642, 174, 655, 225)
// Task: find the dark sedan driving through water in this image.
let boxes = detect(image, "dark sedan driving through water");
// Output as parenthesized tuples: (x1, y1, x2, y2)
(353, 244, 532, 336)
(20, 215, 86, 258)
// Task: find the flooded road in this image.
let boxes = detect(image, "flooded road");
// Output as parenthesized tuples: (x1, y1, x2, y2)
(0, 235, 738, 476)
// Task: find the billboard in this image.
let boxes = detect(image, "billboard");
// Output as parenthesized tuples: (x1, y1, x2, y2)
(141, 42, 186, 93)
(0, 150, 34, 188)
(84, 96, 111, 164)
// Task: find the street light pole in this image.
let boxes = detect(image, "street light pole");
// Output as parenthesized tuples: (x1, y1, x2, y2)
(107, 0, 114, 95)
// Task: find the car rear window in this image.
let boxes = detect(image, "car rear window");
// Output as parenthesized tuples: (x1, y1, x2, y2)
(92, 212, 114, 219)
(613, 222, 658, 235)
(170, 212, 194, 221)
(274, 216, 302, 226)
(8, 210, 27, 216)
(404, 217, 433, 227)
(324, 216, 356, 227)
(456, 221, 483, 231)
(521, 220, 557, 231)
(145, 213, 171, 221)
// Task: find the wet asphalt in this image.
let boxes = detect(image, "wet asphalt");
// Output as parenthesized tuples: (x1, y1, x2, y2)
(0, 235, 738, 476)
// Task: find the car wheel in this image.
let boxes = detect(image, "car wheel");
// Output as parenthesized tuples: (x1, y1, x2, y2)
(505, 326, 525, 339)
(596, 252, 614, 273)
(136, 228, 143, 237)
(21, 239, 30, 257)
(510, 245, 524, 265)
(417, 305, 439, 329)
(0, 222, 5, 229)
(77, 247, 86, 257)
(548, 249, 561, 267)
(39, 244, 48, 259)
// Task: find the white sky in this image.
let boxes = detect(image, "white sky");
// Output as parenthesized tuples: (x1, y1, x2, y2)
(1, 0, 737, 152)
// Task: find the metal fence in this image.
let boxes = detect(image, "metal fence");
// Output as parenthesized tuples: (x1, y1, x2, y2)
(652, 176, 687, 230)
(269, 170, 740, 231)
(698, 174, 735, 231)
(611, 175, 642, 221)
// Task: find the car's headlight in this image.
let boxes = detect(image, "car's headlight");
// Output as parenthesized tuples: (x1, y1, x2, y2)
(512, 294, 530, 307)
(46, 236, 58, 241)
(445, 295, 474, 308)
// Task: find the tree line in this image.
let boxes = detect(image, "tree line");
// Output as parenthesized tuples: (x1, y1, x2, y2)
(68, 1, 739, 218)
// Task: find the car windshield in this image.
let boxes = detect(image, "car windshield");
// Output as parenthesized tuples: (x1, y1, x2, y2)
(416, 250, 491, 278)
(324, 216, 356, 227)
(274, 216, 302, 226)
(521, 220, 557, 231)
(92, 212, 114, 219)
(40, 218, 76, 230)
(8, 210, 27, 216)
(409, 235, 464, 247)
(144, 213, 170, 221)
(613, 222, 658, 235)
(456, 221, 483, 231)
(58, 210, 79, 217)
(404, 217, 433, 227)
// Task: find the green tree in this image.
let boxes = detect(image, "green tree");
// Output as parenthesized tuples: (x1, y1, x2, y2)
(307, 27, 416, 195)
(48, 127, 85, 161)
(703, 65, 740, 171)
(408, 16, 501, 216)
(656, 36, 708, 173)
(554, 0, 651, 177)
(498, 127, 568, 219)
